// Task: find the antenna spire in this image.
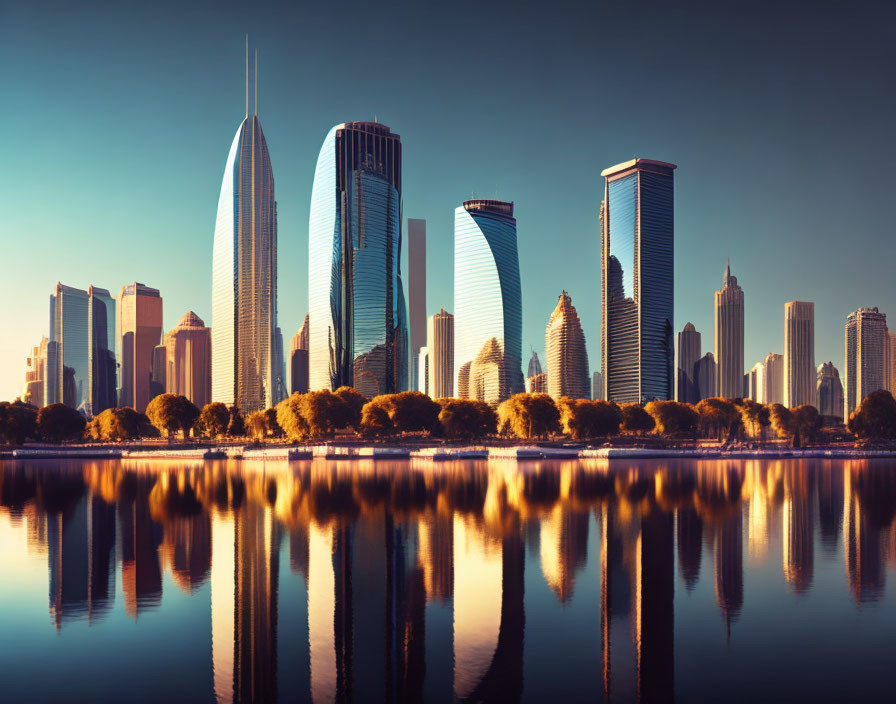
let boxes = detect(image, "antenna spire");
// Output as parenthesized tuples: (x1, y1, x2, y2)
(254, 48, 258, 116)
(245, 35, 249, 118)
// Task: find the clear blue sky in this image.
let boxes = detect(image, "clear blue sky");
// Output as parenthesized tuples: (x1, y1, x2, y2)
(1, 0, 894, 401)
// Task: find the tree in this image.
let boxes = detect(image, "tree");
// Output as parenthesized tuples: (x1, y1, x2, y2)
(366, 392, 441, 434)
(360, 404, 394, 437)
(793, 404, 820, 444)
(644, 401, 699, 436)
(86, 407, 143, 441)
(0, 401, 38, 445)
(497, 393, 561, 439)
(145, 393, 200, 439)
(334, 387, 368, 430)
(245, 411, 267, 439)
(197, 402, 230, 439)
(227, 405, 246, 437)
(558, 398, 623, 440)
(695, 397, 742, 441)
(739, 399, 770, 439)
(36, 403, 86, 443)
(620, 403, 655, 434)
(768, 403, 798, 446)
(276, 394, 310, 441)
(848, 390, 896, 441)
(299, 390, 351, 437)
(437, 399, 498, 440)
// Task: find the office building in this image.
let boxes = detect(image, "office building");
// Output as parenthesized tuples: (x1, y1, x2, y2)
(290, 314, 309, 395)
(23, 337, 47, 407)
(784, 301, 814, 407)
(49, 283, 90, 409)
(545, 291, 589, 400)
(87, 286, 117, 416)
(163, 312, 212, 409)
(694, 352, 716, 401)
(592, 370, 602, 400)
(408, 219, 426, 390)
(118, 282, 163, 412)
(714, 262, 744, 398)
(844, 307, 888, 417)
(427, 309, 454, 398)
(600, 159, 675, 403)
(816, 362, 844, 424)
(677, 322, 701, 403)
(763, 352, 784, 405)
(417, 346, 430, 395)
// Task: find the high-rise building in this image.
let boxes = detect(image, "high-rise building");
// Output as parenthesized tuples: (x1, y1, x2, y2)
(427, 309, 454, 398)
(816, 362, 844, 424)
(694, 352, 716, 401)
(87, 286, 117, 416)
(592, 370, 602, 400)
(49, 283, 89, 409)
(545, 291, 589, 400)
(272, 327, 286, 404)
(600, 159, 675, 403)
(163, 312, 211, 409)
(417, 346, 430, 395)
(151, 345, 166, 400)
(525, 373, 547, 394)
(454, 200, 522, 405)
(408, 219, 426, 390)
(23, 337, 47, 407)
(714, 262, 744, 399)
(211, 44, 278, 414)
(844, 307, 888, 417)
(747, 362, 763, 402)
(784, 301, 815, 408)
(888, 331, 896, 394)
(117, 282, 163, 412)
(763, 352, 784, 405)
(290, 314, 309, 395)
(308, 121, 407, 398)
(526, 351, 544, 395)
(676, 322, 701, 403)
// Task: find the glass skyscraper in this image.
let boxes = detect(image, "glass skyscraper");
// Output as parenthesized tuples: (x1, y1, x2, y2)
(87, 285, 117, 416)
(600, 159, 676, 403)
(454, 200, 523, 405)
(211, 51, 278, 413)
(49, 283, 90, 410)
(308, 121, 407, 397)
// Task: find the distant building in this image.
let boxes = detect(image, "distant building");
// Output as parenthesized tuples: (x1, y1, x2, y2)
(49, 283, 90, 410)
(454, 200, 522, 404)
(417, 346, 430, 395)
(408, 219, 426, 391)
(118, 282, 163, 412)
(844, 307, 888, 417)
(290, 314, 310, 395)
(677, 322, 701, 404)
(763, 353, 784, 405)
(527, 350, 543, 379)
(747, 362, 763, 402)
(163, 312, 211, 409)
(427, 309, 453, 398)
(714, 262, 744, 399)
(151, 345, 166, 401)
(23, 337, 47, 407)
(526, 372, 547, 394)
(694, 352, 716, 401)
(87, 286, 117, 416)
(272, 327, 286, 404)
(817, 362, 844, 424)
(545, 291, 589, 400)
(592, 370, 602, 400)
(784, 301, 814, 408)
(888, 331, 896, 394)
(600, 159, 676, 403)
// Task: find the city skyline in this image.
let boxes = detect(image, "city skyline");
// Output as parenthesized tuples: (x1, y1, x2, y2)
(2, 1, 896, 403)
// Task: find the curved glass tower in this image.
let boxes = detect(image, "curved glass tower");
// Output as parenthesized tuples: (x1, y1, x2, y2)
(454, 200, 523, 405)
(308, 122, 407, 397)
(211, 60, 277, 413)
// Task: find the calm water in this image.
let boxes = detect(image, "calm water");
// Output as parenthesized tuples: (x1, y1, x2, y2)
(1, 458, 895, 703)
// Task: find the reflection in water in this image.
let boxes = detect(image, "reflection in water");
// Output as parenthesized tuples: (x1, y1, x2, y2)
(4, 458, 896, 701)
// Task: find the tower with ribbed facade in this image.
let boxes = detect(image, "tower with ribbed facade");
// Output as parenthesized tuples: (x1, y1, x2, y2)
(427, 309, 454, 398)
(784, 301, 814, 407)
(545, 291, 589, 400)
(211, 40, 278, 413)
(454, 200, 523, 405)
(844, 307, 888, 417)
(677, 322, 701, 403)
(307, 121, 407, 398)
(714, 261, 744, 399)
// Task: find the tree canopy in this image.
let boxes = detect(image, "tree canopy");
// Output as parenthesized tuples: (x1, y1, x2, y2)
(619, 403, 655, 434)
(436, 399, 497, 441)
(645, 401, 699, 436)
(558, 398, 623, 440)
(497, 393, 561, 439)
(36, 403, 86, 443)
(0, 401, 38, 445)
(85, 407, 144, 441)
(848, 390, 896, 440)
(145, 394, 200, 439)
(197, 402, 230, 438)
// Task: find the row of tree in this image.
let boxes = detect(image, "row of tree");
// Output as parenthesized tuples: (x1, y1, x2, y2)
(2, 389, 896, 446)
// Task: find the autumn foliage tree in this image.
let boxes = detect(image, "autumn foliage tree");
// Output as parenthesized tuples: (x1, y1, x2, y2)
(739, 399, 770, 439)
(644, 401, 699, 436)
(497, 393, 561, 439)
(619, 403, 655, 434)
(557, 398, 623, 440)
(360, 404, 394, 438)
(145, 394, 200, 439)
(227, 405, 246, 437)
(848, 390, 896, 441)
(36, 403, 86, 443)
(0, 401, 38, 445)
(197, 402, 230, 438)
(436, 399, 498, 441)
(768, 404, 798, 446)
(85, 407, 144, 441)
(695, 398, 742, 441)
(334, 387, 368, 431)
(365, 392, 441, 434)
(246, 409, 283, 439)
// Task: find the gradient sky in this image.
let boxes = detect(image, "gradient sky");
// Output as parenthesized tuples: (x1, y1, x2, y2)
(2, 0, 895, 401)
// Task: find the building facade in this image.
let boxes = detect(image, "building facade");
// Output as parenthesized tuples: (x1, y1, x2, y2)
(677, 322, 701, 403)
(118, 282, 163, 412)
(408, 219, 426, 391)
(163, 311, 212, 409)
(454, 200, 522, 405)
(763, 353, 784, 405)
(417, 346, 429, 395)
(49, 283, 90, 409)
(23, 337, 47, 407)
(545, 291, 589, 400)
(290, 314, 309, 395)
(526, 373, 547, 394)
(844, 307, 888, 417)
(600, 159, 675, 403)
(87, 286, 117, 416)
(427, 309, 454, 398)
(714, 262, 744, 399)
(816, 361, 844, 424)
(694, 352, 716, 401)
(211, 52, 278, 413)
(747, 362, 763, 402)
(592, 371, 602, 400)
(784, 301, 815, 408)
(308, 121, 407, 398)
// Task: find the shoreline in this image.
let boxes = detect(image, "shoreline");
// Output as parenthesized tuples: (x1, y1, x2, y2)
(2, 444, 896, 462)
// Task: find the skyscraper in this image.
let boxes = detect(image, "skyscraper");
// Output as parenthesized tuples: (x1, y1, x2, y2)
(694, 352, 716, 401)
(454, 200, 522, 404)
(714, 262, 744, 399)
(592, 371, 602, 400)
(417, 346, 430, 395)
(163, 312, 211, 409)
(23, 337, 47, 407)
(87, 286, 117, 416)
(784, 301, 814, 408)
(763, 352, 784, 405)
(816, 361, 844, 424)
(888, 331, 896, 394)
(117, 282, 163, 412)
(676, 322, 701, 403)
(211, 43, 278, 414)
(427, 309, 454, 398)
(290, 314, 309, 395)
(49, 283, 89, 409)
(600, 159, 675, 403)
(844, 307, 888, 417)
(747, 362, 763, 402)
(272, 327, 286, 404)
(545, 291, 589, 400)
(408, 219, 426, 390)
(526, 350, 545, 395)
(308, 121, 407, 398)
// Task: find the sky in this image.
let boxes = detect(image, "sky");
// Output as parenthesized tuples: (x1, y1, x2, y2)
(1, 0, 895, 401)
